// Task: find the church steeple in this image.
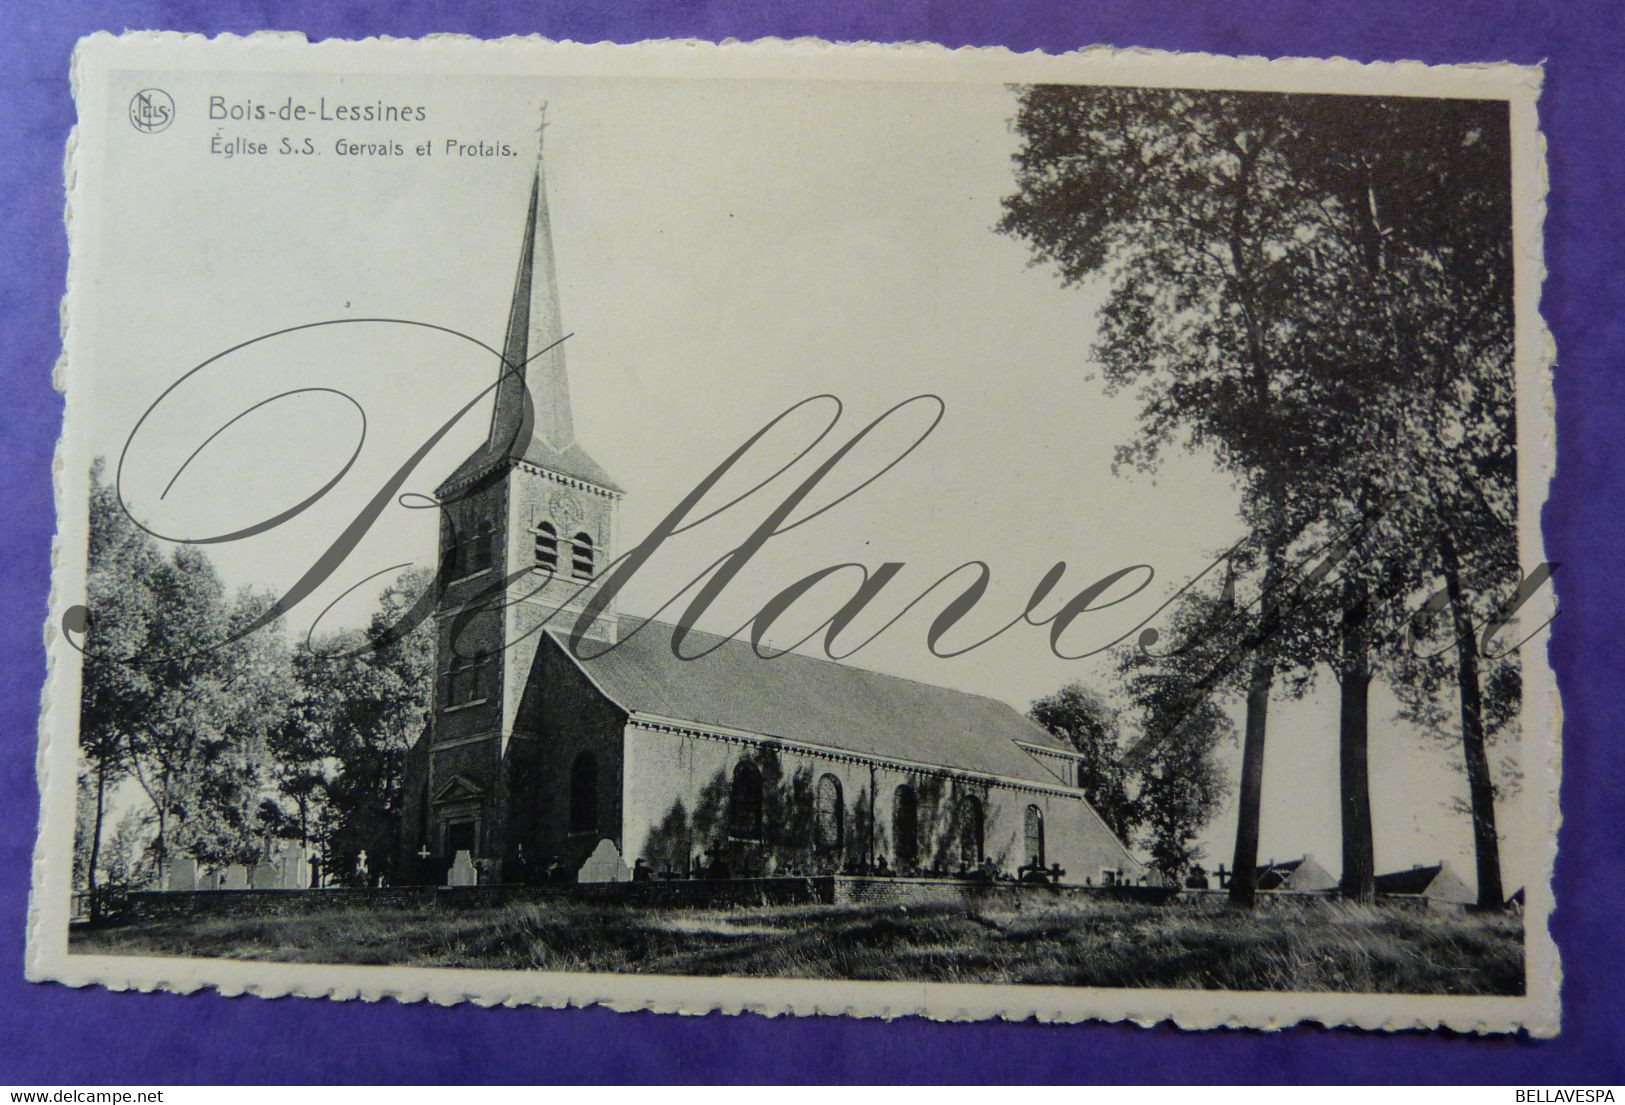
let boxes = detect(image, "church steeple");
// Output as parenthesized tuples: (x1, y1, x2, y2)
(491, 129, 574, 458)
(442, 111, 619, 496)
(414, 110, 622, 887)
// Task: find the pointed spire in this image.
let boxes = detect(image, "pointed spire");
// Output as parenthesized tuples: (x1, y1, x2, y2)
(488, 104, 575, 459)
(441, 109, 619, 497)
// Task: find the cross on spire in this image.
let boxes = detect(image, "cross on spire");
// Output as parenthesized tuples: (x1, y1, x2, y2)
(479, 102, 601, 466)
(437, 104, 622, 497)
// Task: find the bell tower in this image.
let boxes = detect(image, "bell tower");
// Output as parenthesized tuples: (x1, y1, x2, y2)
(421, 114, 622, 874)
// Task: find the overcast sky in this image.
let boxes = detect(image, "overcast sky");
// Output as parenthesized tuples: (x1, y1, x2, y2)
(69, 65, 1535, 890)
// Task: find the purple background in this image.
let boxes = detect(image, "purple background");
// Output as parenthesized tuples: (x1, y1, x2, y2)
(1, 0, 1620, 1085)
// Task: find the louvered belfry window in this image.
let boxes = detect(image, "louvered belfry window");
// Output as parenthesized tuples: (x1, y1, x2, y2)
(571, 532, 594, 580)
(535, 522, 559, 572)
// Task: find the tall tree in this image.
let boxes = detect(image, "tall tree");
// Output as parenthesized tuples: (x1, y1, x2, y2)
(1001, 87, 1324, 904)
(1029, 683, 1138, 841)
(100, 808, 155, 889)
(1132, 694, 1232, 881)
(167, 588, 291, 867)
(1279, 96, 1518, 907)
(275, 568, 435, 880)
(1118, 617, 1237, 880)
(1003, 88, 1519, 907)
(266, 649, 335, 849)
(117, 546, 290, 876)
(78, 460, 161, 912)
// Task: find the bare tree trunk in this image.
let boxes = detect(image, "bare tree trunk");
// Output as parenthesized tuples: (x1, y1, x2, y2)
(1230, 540, 1285, 907)
(1440, 533, 1504, 910)
(153, 768, 169, 888)
(1222, 142, 1284, 910)
(124, 735, 167, 887)
(87, 764, 107, 921)
(1228, 659, 1273, 907)
(1338, 576, 1375, 903)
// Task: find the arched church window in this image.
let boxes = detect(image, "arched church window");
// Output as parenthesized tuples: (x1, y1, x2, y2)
(534, 522, 559, 572)
(814, 774, 844, 851)
(892, 784, 919, 869)
(569, 751, 597, 833)
(1024, 805, 1045, 868)
(959, 795, 983, 867)
(571, 532, 595, 580)
(729, 761, 763, 841)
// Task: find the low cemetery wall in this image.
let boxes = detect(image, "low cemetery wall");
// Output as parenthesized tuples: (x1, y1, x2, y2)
(120, 877, 836, 922)
(123, 887, 439, 921)
(830, 876, 1178, 908)
(118, 875, 1179, 924)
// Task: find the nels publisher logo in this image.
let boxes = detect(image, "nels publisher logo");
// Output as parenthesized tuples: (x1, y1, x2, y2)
(128, 88, 174, 133)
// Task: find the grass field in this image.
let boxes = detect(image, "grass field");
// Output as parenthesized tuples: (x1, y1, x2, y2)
(70, 895, 1525, 994)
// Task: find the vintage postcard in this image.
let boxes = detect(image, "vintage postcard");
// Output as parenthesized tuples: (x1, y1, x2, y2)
(31, 33, 1558, 1033)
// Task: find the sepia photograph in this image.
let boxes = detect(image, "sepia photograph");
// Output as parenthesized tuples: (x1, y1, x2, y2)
(33, 35, 1556, 1034)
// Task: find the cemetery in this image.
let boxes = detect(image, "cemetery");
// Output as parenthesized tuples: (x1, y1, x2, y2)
(106, 833, 1177, 928)
(73, 875, 1525, 995)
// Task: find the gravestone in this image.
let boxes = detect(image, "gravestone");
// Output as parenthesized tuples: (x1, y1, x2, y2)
(250, 862, 280, 890)
(166, 857, 196, 892)
(577, 839, 631, 884)
(446, 849, 478, 887)
(272, 843, 307, 890)
(222, 864, 249, 890)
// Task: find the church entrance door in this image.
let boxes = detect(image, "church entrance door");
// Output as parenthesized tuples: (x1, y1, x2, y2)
(446, 819, 477, 857)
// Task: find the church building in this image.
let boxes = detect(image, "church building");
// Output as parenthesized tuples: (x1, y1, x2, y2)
(399, 139, 1144, 887)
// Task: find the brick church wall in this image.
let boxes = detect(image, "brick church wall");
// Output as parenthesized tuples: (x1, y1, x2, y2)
(432, 481, 509, 748)
(406, 456, 623, 877)
(513, 634, 630, 870)
(619, 723, 1142, 883)
(501, 466, 619, 739)
(1019, 792, 1142, 885)
(621, 726, 879, 878)
(398, 730, 432, 869)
